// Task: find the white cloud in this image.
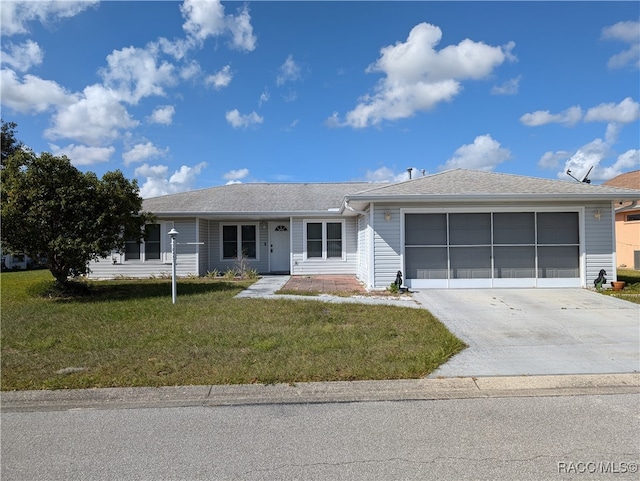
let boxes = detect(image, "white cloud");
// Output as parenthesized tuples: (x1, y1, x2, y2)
(148, 105, 175, 125)
(331, 23, 515, 128)
(276, 55, 301, 86)
(179, 60, 201, 80)
(491, 75, 521, 95)
(45, 84, 138, 146)
(259, 88, 270, 107)
(0, 0, 98, 37)
(601, 20, 640, 69)
(584, 97, 640, 124)
(1, 40, 43, 72)
(363, 166, 413, 183)
(225, 109, 263, 128)
(135, 162, 207, 198)
(537, 150, 572, 170)
(206, 64, 233, 90)
(0, 68, 75, 114)
(123, 142, 167, 166)
(49, 143, 114, 166)
(599, 149, 640, 180)
(226, 4, 257, 52)
(180, 0, 256, 52)
(440, 134, 511, 171)
(223, 168, 249, 184)
(542, 123, 638, 182)
(100, 45, 177, 104)
(519, 106, 583, 127)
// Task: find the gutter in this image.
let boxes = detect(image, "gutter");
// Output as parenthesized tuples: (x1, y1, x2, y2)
(615, 200, 638, 213)
(344, 193, 640, 203)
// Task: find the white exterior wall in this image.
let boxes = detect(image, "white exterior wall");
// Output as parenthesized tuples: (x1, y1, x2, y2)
(584, 201, 617, 284)
(372, 204, 403, 289)
(88, 218, 199, 279)
(356, 211, 371, 288)
(291, 217, 358, 275)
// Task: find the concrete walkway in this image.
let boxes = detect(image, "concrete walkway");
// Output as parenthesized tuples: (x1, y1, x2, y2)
(235, 275, 420, 307)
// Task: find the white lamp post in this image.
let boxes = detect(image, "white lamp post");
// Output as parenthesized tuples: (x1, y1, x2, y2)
(168, 228, 179, 304)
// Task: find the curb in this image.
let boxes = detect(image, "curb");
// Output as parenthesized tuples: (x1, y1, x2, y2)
(2, 373, 638, 413)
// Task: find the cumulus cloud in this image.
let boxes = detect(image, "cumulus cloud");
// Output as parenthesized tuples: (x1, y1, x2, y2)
(225, 109, 263, 128)
(519, 106, 583, 127)
(0, 0, 98, 37)
(100, 45, 177, 104)
(45, 84, 138, 146)
(440, 134, 511, 171)
(259, 88, 270, 107)
(1, 40, 43, 72)
(584, 97, 640, 124)
(276, 55, 301, 86)
(206, 64, 233, 90)
(223, 168, 249, 184)
(0, 68, 75, 113)
(148, 105, 175, 125)
(123, 142, 167, 166)
(601, 20, 640, 69)
(330, 23, 515, 128)
(180, 0, 256, 52)
(540, 123, 639, 182)
(49, 143, 114, 166)
(491, 75, 521, 95)
(135, 161, 207, 198)
(363, 166, 415, 183)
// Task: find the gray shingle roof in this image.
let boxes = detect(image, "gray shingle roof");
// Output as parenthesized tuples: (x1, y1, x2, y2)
(349, 169, 640, 199)
(142, 169, 640, 215)
(143, 182, 374, 214)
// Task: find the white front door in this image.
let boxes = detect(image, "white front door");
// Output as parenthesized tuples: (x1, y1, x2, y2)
(269, 221, 290, 273)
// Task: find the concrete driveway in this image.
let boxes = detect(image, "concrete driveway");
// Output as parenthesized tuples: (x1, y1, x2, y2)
(412, 289, 640, 378)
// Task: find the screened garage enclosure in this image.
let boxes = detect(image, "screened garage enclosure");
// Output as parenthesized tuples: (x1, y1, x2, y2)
(405, 211, 581, 288)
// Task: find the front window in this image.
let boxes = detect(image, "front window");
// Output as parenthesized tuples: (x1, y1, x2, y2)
(222, 224, 257, 259)
(305, 221, 344, 260)
(124, 223, 161, 261)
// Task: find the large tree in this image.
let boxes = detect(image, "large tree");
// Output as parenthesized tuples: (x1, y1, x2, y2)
(1, 119, 23, 166)
(1, 149, 153, 286)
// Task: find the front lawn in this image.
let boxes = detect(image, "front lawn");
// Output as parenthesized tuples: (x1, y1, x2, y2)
(0, 270, 465, 390)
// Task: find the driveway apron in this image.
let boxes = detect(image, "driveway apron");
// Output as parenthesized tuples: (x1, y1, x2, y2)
(412, 289, 640, 378)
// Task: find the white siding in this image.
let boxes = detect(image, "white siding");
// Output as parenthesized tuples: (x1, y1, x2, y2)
(291, 217, 358, 275)
(356, 211, 371, 288)
(88, 219, 198, 279)
(372, 204, 403, 289)
(584, 201, 616, 285)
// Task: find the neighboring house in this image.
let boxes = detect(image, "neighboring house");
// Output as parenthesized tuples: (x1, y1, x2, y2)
(604, 170, 640, 270)
(88, 169, 640, 289)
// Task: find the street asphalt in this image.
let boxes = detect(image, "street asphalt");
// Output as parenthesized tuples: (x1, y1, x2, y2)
(2, 277, 638, 412)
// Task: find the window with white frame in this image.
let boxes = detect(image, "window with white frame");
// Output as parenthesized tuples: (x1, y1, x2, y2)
(304, 221, 344, 260)
(221, 224, 258, 259)
(124, 224, 161, 261)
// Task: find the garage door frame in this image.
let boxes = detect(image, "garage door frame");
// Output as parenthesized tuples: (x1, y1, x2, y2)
(402, 206, 585, 289)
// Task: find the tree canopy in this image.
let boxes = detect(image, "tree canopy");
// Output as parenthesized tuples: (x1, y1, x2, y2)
(1, 145, 153, 286)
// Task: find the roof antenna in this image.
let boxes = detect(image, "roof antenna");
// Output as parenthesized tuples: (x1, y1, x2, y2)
(407, 167, 412, 180)
(566, 166, 593, 184)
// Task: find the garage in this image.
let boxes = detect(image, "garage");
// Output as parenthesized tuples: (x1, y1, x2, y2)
(404, 210, 581, 289)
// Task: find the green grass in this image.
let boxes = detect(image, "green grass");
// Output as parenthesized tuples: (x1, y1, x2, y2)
(1, 270, 465, 390)
(601, 269, 640, 304)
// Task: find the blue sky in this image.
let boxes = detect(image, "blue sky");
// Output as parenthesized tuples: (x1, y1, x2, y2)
(1, 1, 638, 198)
